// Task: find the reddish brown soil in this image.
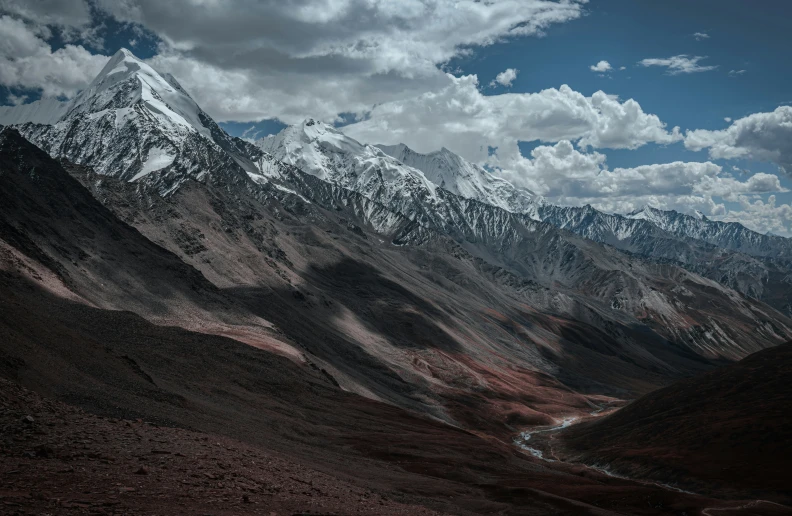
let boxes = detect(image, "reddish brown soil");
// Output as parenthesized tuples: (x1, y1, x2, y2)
(0, 378, 442, 516)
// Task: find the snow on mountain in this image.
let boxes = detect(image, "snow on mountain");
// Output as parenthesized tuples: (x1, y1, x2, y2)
(626, 206, 792, 260)
(4, 47, 787, 362)
(364, 142, 791, 308)
(63, 48, 210, 138)
(0, 97, 68, 126)
(14, 48, 252, 188)
(377, 143, 539, 217)
(255, 120, 445, 220)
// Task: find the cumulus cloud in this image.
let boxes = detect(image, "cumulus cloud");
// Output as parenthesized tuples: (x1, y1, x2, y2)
(715, 195, 792, 237)
(341, 72, 786, 230)
(486, 140, 788, 234)
(693, 32, 709, 40)
(344, 74, 682, 166)
(590, 60, 611, 73)
(490, 68, 518, 87)
(499, 143, 781, 204)
(2, 0, 788, 236)
(91, 0, 588, 123)
(0, 15, 109, 98)
(0, 0, 105, 48)
(685, 106, 792, 174)
(0, 0, 92, 29)
(6, 92, 26, 105)
(639, 55, 718, 75)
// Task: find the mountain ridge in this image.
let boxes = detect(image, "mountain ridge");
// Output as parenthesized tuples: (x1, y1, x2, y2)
(3, 46, 792, 514)
(371, 142, 792, 312)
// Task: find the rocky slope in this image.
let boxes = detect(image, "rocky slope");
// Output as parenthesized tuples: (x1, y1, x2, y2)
(0, 135, 725, 513)
(8, 48, 791, 390)
(3, 46, 792, 515)
(0, 127, 294, 358)
(381, 143, 792, 313)
(626, 206, 792, 260)
(255, 122, 791, 361)
(1, 258, 730, 516)
(537, 204, 792, 313)
(0, 379, 441, 516)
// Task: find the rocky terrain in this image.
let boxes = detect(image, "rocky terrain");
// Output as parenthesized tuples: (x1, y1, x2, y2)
(0, 379, 442, 516)
(379, 143, 792, 315)
(1, 47, 791, 515)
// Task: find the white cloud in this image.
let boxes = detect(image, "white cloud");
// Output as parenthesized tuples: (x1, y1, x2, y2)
(344, 74, 682, 166)
(0, 15, 109, 98)
(92, 0, 588, 123)
(6, 92, 26, 105)
(340, 74, 790, 231)
(639, 55, 718, 75)
(619, 66, 626, 71)
(0, 0, 92, 29)
(724, 117, 732, 122)
(3, 0, 788, 236)
(715, 195, 792, 236)
(693, 32, 709, 40)
(728, 69, 747, 77)
(498, 144, 782, 204)
(488, 141, 788, 234)
(590, 60, 611, 73)
(490, 68, 518, 87)
(685, 106, 792, 174)
(0, 0, 105, 48)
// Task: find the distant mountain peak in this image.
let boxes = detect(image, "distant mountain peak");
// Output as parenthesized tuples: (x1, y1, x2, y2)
(376, 141, 538, 216)
(625, 205, 675, 222)
(692, 209, 708, 221)
(256, 120, 443, 210)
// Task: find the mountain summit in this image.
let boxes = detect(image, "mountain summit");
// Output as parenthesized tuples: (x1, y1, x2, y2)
(63, 48, 210, 138)
(256, 119, 444, 217)
(16, 48, 253, 187)
(377, 143, 539, 216)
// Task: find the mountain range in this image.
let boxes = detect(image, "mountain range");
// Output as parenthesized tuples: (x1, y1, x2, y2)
(1, 48, 791, 514)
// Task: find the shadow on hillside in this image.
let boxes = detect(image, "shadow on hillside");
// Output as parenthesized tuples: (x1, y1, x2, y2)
(224, 257, 465, 410)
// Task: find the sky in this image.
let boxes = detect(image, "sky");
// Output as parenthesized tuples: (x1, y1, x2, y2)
(1, 0, 792, 235)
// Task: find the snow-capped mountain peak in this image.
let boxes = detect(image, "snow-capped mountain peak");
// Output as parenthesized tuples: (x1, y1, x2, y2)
(625, 205, 658, 221)
(376, 142, 538, 216)
(259, 119, 380, 181)
(625, 205, 792, 258)
(63, 48, 210, 139)
(256, 120, 446, 216)
(15, 48, 253, 186)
